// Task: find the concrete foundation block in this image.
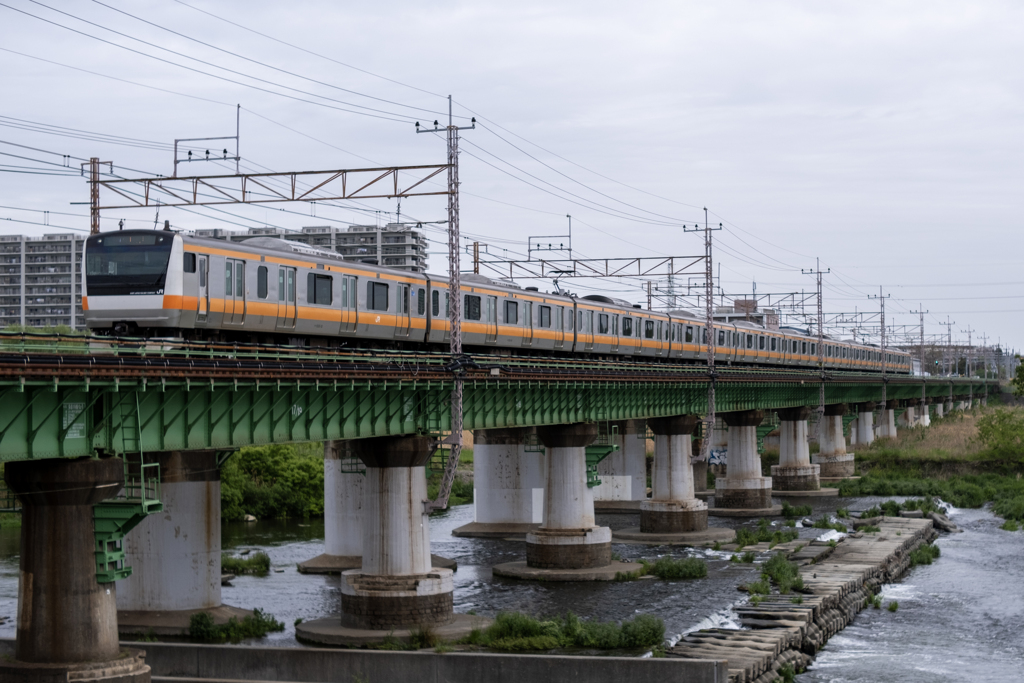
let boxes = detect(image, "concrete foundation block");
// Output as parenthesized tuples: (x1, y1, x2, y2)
(812, 452, 855, 478)
(770, 464, 821, 491)
(525, 527, 612, 569)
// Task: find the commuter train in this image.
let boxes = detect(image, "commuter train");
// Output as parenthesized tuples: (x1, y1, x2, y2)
(82, 229, 912, 373)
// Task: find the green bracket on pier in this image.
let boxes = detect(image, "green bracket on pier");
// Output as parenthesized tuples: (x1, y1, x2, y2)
(842, 414, 858, 437)
(585, 444, 618, 488)
(93, 425, 163, 582)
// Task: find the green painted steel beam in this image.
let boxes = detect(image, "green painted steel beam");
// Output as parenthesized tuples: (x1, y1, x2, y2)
(0, 369, 992, 463)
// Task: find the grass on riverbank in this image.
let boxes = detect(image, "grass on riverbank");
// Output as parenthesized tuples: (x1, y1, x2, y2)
(842, 404, 1024, 522)
(460, 611, 665, 652)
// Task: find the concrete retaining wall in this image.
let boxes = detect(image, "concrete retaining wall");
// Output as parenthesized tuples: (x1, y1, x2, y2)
(122, 641, 725, 683)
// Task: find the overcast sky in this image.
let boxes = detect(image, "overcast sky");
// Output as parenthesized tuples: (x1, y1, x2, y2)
(2, 1, 1022, 355)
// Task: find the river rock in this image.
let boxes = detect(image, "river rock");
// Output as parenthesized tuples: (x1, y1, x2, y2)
(899, 510, 923, 518)
(852, 516, 883, 529)
(244, 514, 257, 522)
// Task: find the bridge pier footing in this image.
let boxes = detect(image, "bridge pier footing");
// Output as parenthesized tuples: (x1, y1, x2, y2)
(117, 451, 251, 636)
(299, 442, 455, 572)
(1, 457, 150, 683)
(712, 411, 781, 516)
(297, 436, 482, 646)
(452, 428, 545, 538)
(615, 416, 733, 544)
(812, 404, 855, 479)
(593, 419, 649, 513)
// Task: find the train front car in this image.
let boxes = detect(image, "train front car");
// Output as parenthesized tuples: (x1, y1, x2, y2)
(83, 229, 184, 336)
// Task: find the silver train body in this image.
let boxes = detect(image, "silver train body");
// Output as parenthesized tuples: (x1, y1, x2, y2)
(82, 230, 912, 373)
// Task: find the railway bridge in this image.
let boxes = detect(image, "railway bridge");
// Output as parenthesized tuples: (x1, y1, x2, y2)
(0, 334, 988, 681)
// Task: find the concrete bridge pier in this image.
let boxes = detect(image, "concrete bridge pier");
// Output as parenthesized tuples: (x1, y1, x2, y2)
(297, 442, 365, 572)
(297, 435, 483, 645)
(712, 410, 780, 515)
(117, 451, 251, 636)
(899, 399, 919, 428)
(848, 417, 858, 447)
(593, 419, 648, 512)
(524, 423, 612, 569)
(935, 401, 945, 419)
(920, 398, 933, 427)
(856, 402, 876, 446)
(614, 416, 733, 543)
(452, 427, 545, 537)
(1, 457, 150, 683)
(771, 407, 820, 491)
(813, 404, 855, 478)
(876, 400, 899, 439)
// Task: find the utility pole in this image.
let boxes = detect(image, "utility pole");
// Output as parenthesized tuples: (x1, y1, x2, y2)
(472, 241, 480, 275)
(980, 332, 989, 380)
(911, 305, 928, 406)
(685, 209, 722, 464)
(961, 325, 974, 405)
(646, 281, 653, 310)
(941, 317, 955, 376)
(417, 96, 475, 511)
(869, 288, 890, 407)
(81, 157, 112, 235)
(802, 258, 830, 428)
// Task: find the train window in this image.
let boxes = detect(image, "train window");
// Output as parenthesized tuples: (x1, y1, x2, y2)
(718, 330, 726, 346)
(199, 259, 206, 288)
(417, 288, 425, 315)
(184, 253, 196, 273)
(278, 270, 285, 301)
(224, 263, 232, 296)
(235, 263, 244, 298)
(465, 294, 481, 320)
(645, 320, 655, 339)
(802, 342, 808, 355)
(612, 315, 618, 335)
(599, 314, 609, 334)
(686, 326, 694, 343)
(770, 337, 777, 351)
(556, 306, 563, 330)
(401, 286, 410, 314)
(702, 327, 708, 344)
(308, 273, 333, 305)
(432, 290, 439, 316)
(746, 334, 753, 349)
(367, 281, 388, 311)
(578, 311, 584, 331)
(505, 300, 518, 325)
(622, 317, 632, 336)
(759, 336, 765, 350)
(257, 266, 268, 299)
(539, 306, 551, 328)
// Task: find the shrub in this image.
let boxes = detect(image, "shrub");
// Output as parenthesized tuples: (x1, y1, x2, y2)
(643, 557, 707, 580)
(619, 614, 665, 648)
(887, 601, 899, 612)
(221, 552, 271, 575)
(466, 611, 664, 652)
(976, 409, 1024, 457)
(1000, 519, 1020, 531)
(188, 608, 284, 643)
(762, 552, 803, 593)
(781, 501, 812, 518)
(746, 579, 770, 595)
(910, 544, 941, 567)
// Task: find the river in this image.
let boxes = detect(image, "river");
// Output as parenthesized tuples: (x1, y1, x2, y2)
(0, 497, 1020, 682)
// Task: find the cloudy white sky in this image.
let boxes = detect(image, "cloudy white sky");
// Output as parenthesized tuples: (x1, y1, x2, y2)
(2, 1, 1022, 356)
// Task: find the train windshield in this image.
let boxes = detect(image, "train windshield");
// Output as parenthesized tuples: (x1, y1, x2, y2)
(86, 231, 173, 295)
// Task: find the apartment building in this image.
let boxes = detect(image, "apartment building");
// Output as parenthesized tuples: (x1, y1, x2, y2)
(0, 232, 85, 330)
(196, 224, 429, 273)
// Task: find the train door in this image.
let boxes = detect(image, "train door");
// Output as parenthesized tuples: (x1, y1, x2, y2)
(584, 310, 595, 351)
(485, 295, 498, 344)
(275, 266, 296, 330)
(655, 321, 665, 357)
(395, 284, 411, 338)
(554, 305, 565, 349)
(225, 259, 245, 325)
(340, 275, 356, 333)
(521, 301, 533, 347)
(196, 255, 209, 324)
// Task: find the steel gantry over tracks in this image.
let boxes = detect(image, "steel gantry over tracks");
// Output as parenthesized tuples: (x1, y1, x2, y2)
(0, 334, 989, 463)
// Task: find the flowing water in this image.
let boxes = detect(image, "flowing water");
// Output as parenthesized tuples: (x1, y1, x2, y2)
(0, 498, 1020, 682)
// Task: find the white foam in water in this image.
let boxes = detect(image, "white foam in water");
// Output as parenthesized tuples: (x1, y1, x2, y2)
(934, 497, 959, 516)
(815, 528, 847, 543)
(668, 606, 743, 646)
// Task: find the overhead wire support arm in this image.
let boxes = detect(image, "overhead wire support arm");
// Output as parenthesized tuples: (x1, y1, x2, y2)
(473, 255, 705, 280)
(96, 164, 449, 210)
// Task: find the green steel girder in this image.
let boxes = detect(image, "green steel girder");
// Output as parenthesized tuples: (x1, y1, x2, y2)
(0, 371, 993, 463)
